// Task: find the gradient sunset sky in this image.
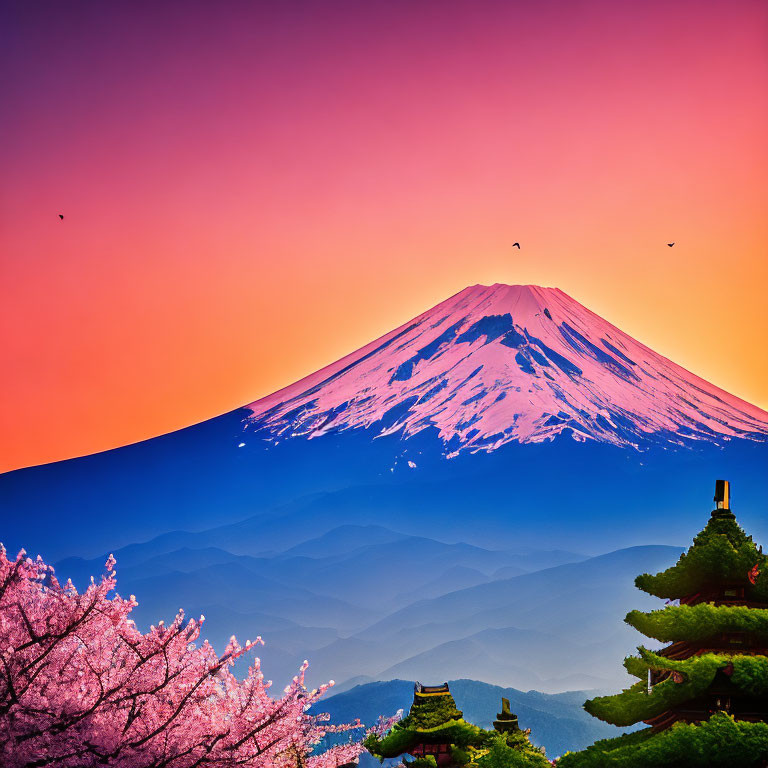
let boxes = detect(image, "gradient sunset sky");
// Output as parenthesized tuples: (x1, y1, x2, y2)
(1, 0, 767, 473)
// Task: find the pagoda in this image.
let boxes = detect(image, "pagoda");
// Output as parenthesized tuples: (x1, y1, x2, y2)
(559, 480, 768, 767)
(493, 697, 521, 734)
(401, 683, 458, 767)
(635, 480, 768, 730)
(635, 479, 768, 729)
(364, 682, 549, 767)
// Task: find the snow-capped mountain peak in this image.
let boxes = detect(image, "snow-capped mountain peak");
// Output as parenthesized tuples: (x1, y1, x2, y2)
(245, 284, 768, 452)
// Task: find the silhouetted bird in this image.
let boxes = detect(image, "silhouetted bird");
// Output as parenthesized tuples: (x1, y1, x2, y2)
(512, 242, 520, 249)
(58, 214, 64, 220)
(667, 242, 674, 247)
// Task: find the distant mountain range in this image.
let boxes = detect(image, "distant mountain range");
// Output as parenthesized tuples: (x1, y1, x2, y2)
(53, 521, 682, 693)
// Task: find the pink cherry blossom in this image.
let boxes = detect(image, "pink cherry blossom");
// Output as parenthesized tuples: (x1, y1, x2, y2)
(0, 545, 391, 768)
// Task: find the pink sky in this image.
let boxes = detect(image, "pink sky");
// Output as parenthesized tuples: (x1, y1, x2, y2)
(1, 0, 767, 471)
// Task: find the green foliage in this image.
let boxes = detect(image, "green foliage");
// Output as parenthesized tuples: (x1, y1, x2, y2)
(732, 655, 768, 696)
(634, 514, 768, 600)
(404, 694, 465, 730)
(557, 713, 768, 767)
(639, 648, 768, 695)
(365, 726, 416, 758)
(587, 649, 768, 726)
(585, 652, 717, 726)
(476, 735, 550, 768)
(404, 757, 437, 768)
(583, 676, 700, 728)
(365, 718, 486, 758)
(366, 691, 480, 758)
(625, 602, 768, 643)
(450, 744, 472, 765)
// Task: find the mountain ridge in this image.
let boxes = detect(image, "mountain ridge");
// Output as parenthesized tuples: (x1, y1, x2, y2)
(50, 535, 684, 693)
(244, 283, 768, 453)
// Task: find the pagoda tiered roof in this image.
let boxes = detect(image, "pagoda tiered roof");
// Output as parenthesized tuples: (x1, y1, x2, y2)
(584, 480, 768, 735)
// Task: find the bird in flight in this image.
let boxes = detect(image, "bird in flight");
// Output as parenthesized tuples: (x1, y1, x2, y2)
(58, 214, 64, 220)
(512, 242, 520, 249)
(667, 242, 674, 247)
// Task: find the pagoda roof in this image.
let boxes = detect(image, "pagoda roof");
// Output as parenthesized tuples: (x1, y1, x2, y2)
(634, 491, 767, 602)
(414, 681, 451, 697)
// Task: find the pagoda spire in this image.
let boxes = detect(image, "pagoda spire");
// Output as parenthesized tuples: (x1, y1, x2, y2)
(493, 697, 521, 734)
(712, 478, 735, 520)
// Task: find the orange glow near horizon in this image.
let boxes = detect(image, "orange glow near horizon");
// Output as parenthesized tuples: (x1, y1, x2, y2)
(1, 0, 767, 472)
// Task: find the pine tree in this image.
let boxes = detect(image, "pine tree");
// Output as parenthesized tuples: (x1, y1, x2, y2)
(559, 481, 768, 767)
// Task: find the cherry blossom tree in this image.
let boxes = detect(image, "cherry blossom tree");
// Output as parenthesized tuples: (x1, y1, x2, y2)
(0, 545, 389, 768)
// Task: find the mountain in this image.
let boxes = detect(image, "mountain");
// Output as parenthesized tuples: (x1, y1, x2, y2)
(246, 283, 768, 452)
(319, 678, 634, 759)
(55, 524, 571, 612)
(2, 283, 766, 563)
(51, 526, 587, 686)
(392, 565, 492, 604)
(282, 524, 409, 558)
(374, 627, 607, 692)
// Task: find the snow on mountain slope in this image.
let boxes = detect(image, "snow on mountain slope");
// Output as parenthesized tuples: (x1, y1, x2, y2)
(245, 284, 768, 452)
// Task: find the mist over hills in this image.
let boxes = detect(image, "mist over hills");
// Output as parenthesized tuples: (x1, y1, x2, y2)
(303, 543, 682, 691)
(52, 522, 681, 693)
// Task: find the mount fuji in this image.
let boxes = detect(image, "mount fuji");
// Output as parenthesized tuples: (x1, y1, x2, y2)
(245, 283, 767, 452)
(2, 283, 767, 561)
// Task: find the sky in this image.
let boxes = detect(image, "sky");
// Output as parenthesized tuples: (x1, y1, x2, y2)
(1, 0, 767, 473)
